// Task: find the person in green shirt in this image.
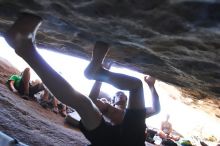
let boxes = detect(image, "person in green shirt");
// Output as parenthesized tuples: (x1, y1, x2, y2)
(7, 67, 45, 100)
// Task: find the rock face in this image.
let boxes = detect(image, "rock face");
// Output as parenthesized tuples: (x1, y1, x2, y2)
(0, 1, 219, 110)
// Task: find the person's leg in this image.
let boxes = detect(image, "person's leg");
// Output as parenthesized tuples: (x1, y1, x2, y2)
(52, 96, 59, 114)
(85, 41, 145, 109)
(20, 67, 31, 96)
(4, 12, 102, 131)
(54, 97, 67, 117)
(18, 67, 31, 99)
(84, 41, 109, 80)
(39, 89, 49, 108)
(59, 103, 67, 117)
(41, 89, 49, 101)
(4, 12, 43, 52)
(53, 97, 59, 108)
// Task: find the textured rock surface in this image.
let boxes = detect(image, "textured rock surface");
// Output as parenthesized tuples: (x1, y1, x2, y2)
(0, 1, 219, 113)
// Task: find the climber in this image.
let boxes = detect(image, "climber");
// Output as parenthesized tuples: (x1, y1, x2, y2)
(4, 12, 160, 146)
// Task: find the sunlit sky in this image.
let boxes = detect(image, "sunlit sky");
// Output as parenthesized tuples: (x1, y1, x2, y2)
(0, 36, 219, 142)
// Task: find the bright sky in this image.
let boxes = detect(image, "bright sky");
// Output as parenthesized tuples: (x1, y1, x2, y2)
(0, 36, 219, 143)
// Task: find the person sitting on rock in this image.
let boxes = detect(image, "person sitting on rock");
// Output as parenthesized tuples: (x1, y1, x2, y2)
(7, 67, 45, 100)
(40, 87, 68, 117)
(158, 114, 180, 141)
(8, 67, 68, 117)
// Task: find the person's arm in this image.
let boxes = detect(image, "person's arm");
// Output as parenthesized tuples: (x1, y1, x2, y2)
(89, 81, 102, 102)
(161, 122, 165, 131)
(89, 61, 112, 102)
(95, 98, 110, 113)
(88, 61, 112, 113)
(145, 76, 161, 118)
(167, 123, 173, 135)
(8, 80, 18, 93)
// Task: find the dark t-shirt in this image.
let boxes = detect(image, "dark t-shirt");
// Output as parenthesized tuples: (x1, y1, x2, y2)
(79, 109, 146, 146)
